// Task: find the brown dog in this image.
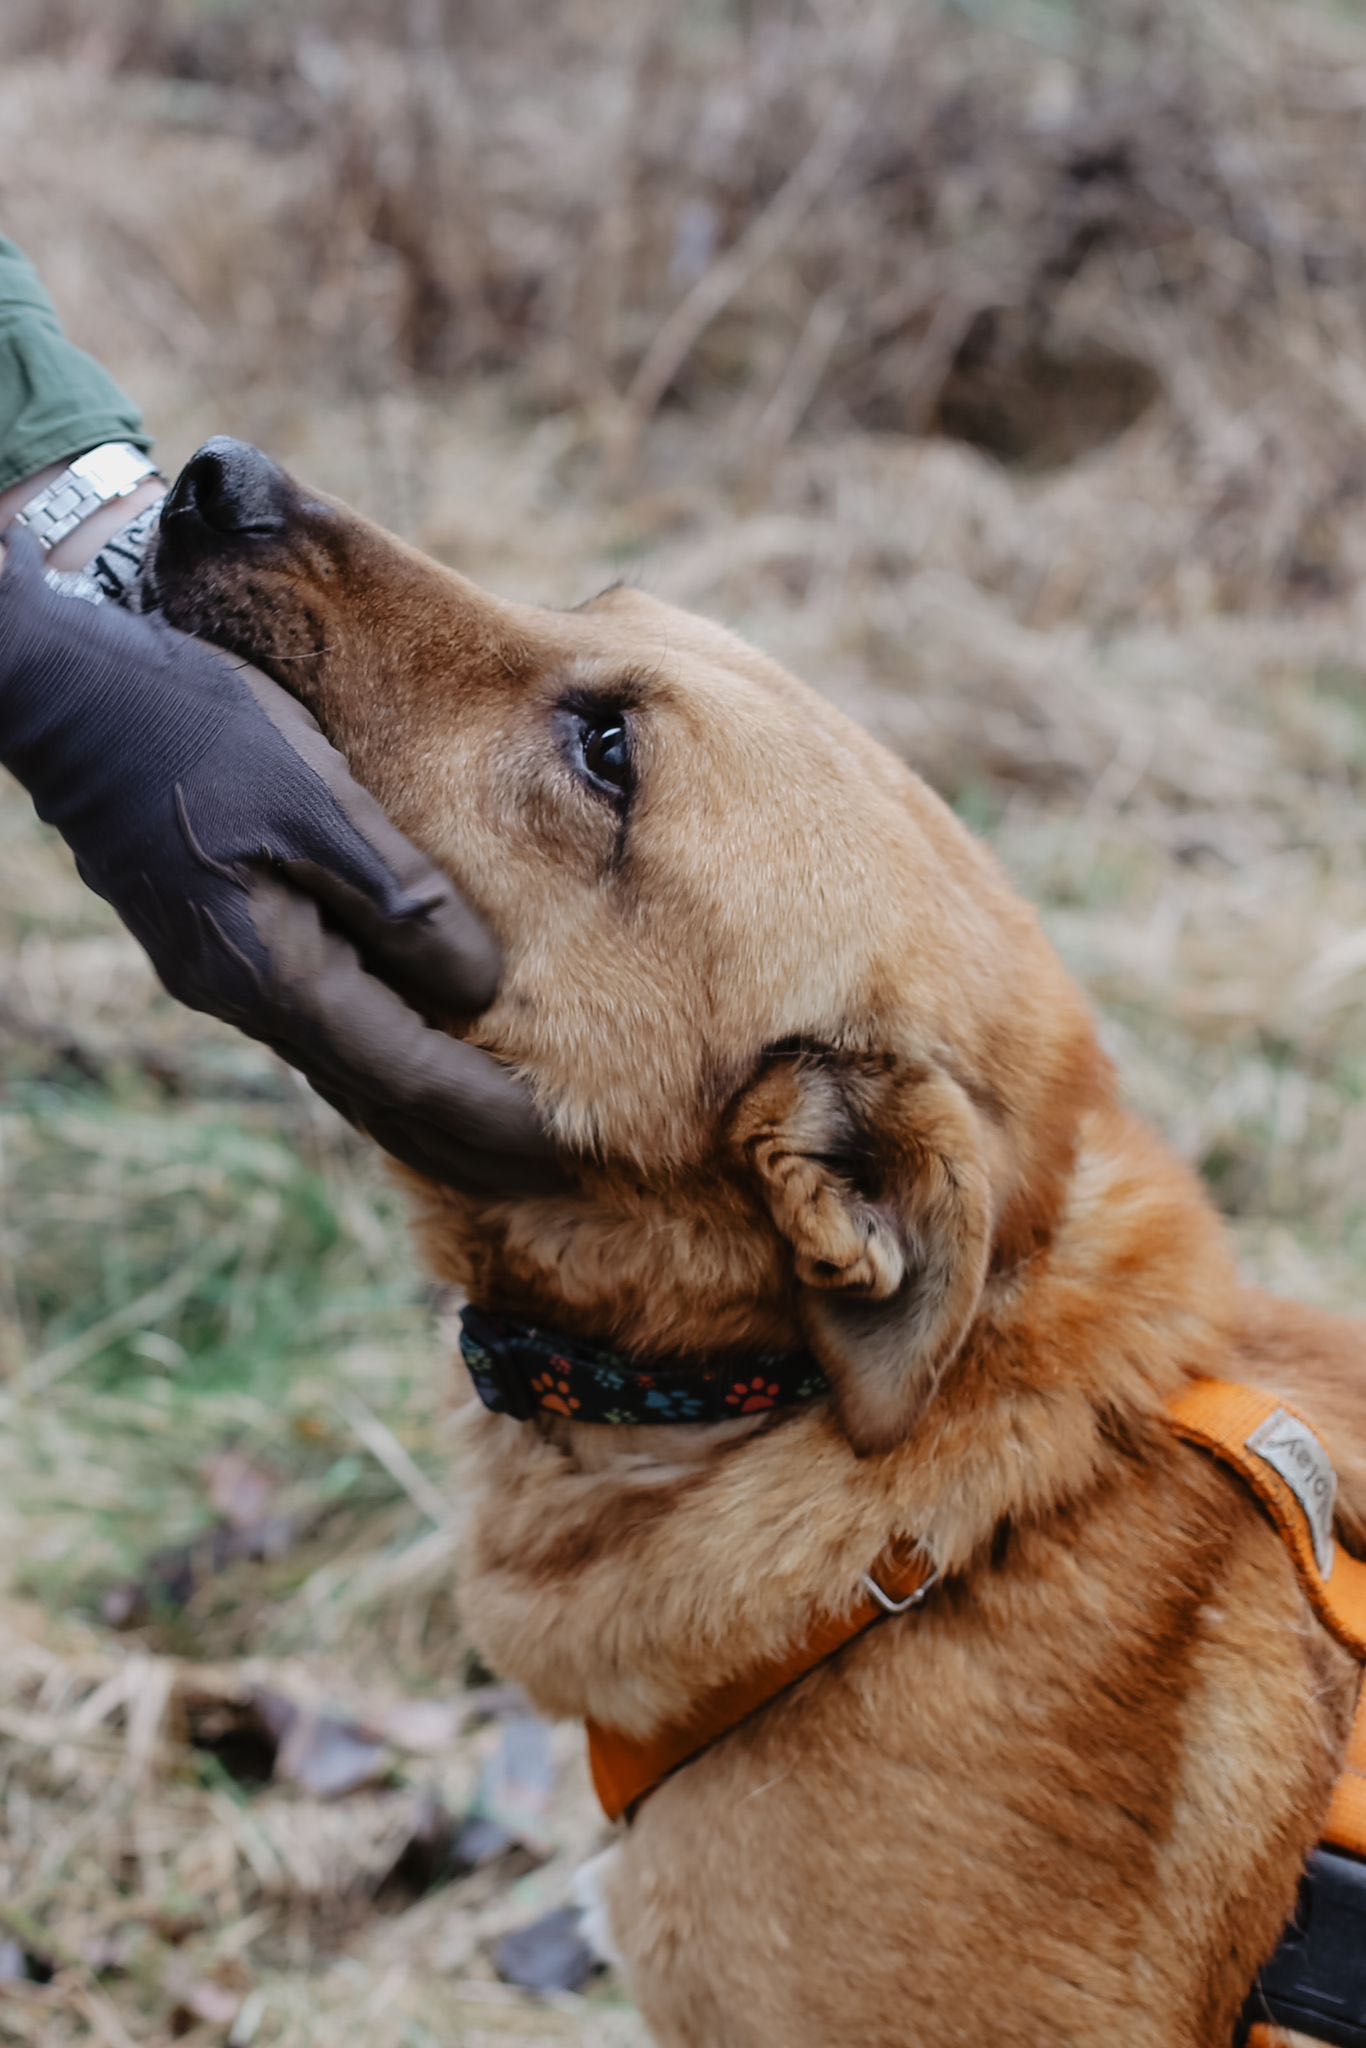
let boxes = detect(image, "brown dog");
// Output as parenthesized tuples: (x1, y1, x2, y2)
(151, 440, 1366, 2048)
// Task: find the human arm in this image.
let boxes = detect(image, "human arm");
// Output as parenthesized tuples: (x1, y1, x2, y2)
(0, 238, 562, 1195)
(0, 233, 163, 558)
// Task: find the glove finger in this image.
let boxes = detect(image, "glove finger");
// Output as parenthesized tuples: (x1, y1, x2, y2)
(373, 1110, 570, 1197)
(308, 1078, 569, 1198)
(247, 876, 561, 1166)
(238, 665, 501, 1011)
(274, 853, 501, 1019)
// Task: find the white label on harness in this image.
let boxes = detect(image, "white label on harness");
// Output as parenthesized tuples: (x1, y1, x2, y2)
(1247, 1410, 1338, 1580)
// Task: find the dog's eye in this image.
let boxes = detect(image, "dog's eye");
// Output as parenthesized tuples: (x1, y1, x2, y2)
(583, 719, 629, 791)
(564, 704, 634, 807)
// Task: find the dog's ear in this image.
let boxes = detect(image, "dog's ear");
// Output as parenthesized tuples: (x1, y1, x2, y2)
(730, 1052, 996, 1454)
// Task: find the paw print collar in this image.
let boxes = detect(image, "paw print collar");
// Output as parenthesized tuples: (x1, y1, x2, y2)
(459, 1306, 830, 1426)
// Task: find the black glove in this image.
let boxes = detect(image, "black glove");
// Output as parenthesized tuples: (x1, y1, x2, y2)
(0, 525, 563, 1196)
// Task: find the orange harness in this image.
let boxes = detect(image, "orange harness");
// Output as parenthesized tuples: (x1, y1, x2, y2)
(586, 1380, 1366, 2037)
(1167, 1383, 1366, 1866)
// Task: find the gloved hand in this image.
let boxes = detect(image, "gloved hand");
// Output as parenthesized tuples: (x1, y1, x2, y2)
(0, 525, 562, 1196)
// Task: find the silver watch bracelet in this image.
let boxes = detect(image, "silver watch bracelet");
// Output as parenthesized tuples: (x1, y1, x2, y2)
(44, 495, 166, 611)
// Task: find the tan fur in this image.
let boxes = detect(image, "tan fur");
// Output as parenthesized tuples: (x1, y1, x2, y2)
(156, 471, 1366, 2047)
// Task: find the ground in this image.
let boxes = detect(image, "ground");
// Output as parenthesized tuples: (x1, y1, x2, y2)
(2, 2, 1366, 2043)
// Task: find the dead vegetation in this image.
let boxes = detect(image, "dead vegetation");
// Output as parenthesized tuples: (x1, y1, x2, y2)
(2, 0, 1366, 2040)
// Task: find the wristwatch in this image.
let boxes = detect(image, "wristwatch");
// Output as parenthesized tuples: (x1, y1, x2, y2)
(13, 441, 159, 552)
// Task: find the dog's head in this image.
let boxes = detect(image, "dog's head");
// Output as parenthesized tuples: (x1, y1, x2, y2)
(152, 438, 1107, 1451)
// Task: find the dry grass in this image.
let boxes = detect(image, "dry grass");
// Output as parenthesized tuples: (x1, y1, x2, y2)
(3, 0, 1366, 2039)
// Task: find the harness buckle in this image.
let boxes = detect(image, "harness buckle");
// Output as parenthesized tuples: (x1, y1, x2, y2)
(860, 1566, 940, 1616)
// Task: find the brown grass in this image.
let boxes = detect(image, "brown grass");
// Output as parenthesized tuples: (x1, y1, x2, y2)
(2, 0, 1366, 2039)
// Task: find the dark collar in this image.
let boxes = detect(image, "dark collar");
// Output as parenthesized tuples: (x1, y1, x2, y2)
(459, 1306, 830, 1426)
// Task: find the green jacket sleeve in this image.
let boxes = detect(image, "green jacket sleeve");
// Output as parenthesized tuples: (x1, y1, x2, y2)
(0, 236, 152, 495)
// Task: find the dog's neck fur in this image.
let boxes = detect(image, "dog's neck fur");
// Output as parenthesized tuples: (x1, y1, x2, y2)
(435, 1096, 1242, 1739)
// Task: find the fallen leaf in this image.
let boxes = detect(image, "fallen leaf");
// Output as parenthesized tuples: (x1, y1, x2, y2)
(380, 1790, 548, 1902)
(170, 1975, 244, 2032)
(246, 1687, 297, 1745)
(450, 1814, 520, 1872)
(201, 1449, 278, 1532)
(374, 1697, 461, 1755)
(149, 1904, 205, 1943)
(491, 1905, 604, 1995)
(101, 1514, 297, 1630)
(185, 1691, 281, 1788)
(186, 1685, 391, 1798)
(478, 1713, 556, 1851)
(80, 1929, 134, 1973)
(378, 1789, 458, 1898)
(274, 1705, 389, 1799)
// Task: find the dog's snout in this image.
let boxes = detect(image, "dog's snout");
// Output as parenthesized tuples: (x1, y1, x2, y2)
(164, 437, 289, 537)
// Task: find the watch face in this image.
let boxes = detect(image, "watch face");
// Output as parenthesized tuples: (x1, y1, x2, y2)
(70, 442, 152, 499)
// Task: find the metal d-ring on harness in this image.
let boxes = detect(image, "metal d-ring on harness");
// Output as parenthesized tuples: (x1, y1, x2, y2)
(860, 1565, 941, 1615)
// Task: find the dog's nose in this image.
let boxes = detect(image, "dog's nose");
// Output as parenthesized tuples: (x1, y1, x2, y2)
(163, 437, 289, 536)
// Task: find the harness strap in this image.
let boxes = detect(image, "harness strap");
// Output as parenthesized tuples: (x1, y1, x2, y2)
(588, 1380, 1366, 1834)
(1166, 1380, 1366, 1665)
(586, 1539, 936, 1823)
(1325, 1685, 1366, 1858)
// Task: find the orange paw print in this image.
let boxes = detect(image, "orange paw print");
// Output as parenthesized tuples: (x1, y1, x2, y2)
(532, 1373, 581, 1417)
(727, 1376, 781, 1413)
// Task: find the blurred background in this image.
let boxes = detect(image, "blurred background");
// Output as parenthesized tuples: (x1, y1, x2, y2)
(2, 0, 1366, 2040)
